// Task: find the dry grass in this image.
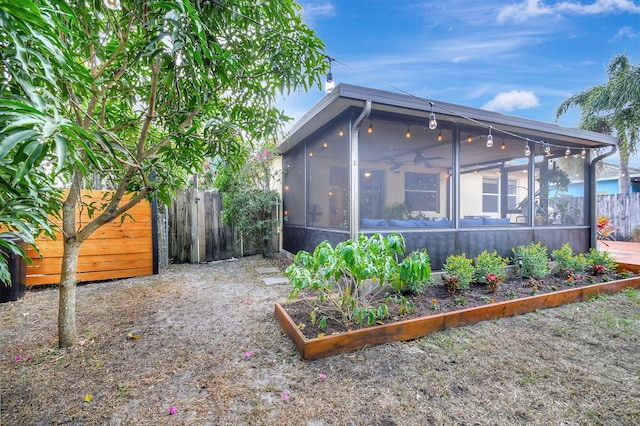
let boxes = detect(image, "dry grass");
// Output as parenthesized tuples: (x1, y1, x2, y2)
(1, 256, 639, 425)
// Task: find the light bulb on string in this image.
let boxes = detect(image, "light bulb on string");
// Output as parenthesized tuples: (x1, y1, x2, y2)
(428, 102, 437, 130)
(367, 120, 373, 134)
(544, 142, 551, 155)
(406, 126, 411, 139)
(524, 140, 531, 157)
(467, 134, 473, 143)
(564, 146, 570, 158)
(501, 139, 506, 150)
(581, 148, 587, 159)
(486, 126, 493, 148)
(103, 0, 121, 9)
(325, 56, 334, 93)
(437, 131, 443, 142)
(338, 128, 344, 137)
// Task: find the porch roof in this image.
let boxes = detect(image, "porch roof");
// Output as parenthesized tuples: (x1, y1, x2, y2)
(278, 83, 619, 154)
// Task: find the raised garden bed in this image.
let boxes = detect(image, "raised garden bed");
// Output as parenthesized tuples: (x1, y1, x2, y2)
(275, 273, 640, 361)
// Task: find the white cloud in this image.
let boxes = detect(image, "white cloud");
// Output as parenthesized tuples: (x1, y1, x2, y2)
(299, 2, 336, 22)
(497, 0, 640, 23)
(611, 25, 639, 40)
(482, 90, 540, 111)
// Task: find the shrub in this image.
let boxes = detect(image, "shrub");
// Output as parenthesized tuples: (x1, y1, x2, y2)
(584, 248, 617, 275)
(551, 243, 587, 277)
(442, 253, 474, 294)
(285, 233, 431, 328)
(473, 250, 508, 284)
(513, 242, 549, 279)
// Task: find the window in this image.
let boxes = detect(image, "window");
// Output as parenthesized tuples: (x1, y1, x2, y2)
(405, 172, 438, 211)
(482, 177, 499, 213)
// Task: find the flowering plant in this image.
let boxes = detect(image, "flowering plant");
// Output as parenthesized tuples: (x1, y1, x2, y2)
(486, 273, 503, 294)
(596, 216, 616, 245)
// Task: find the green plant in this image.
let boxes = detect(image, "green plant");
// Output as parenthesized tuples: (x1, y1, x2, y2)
(286, 233, 431, 328)
(551, 243, 587, 277)
(584, 248, 618, 275)
(473, 250, 508, 284)
(454, 296, 468, 306)
(216, 144, 280, 257)
(513, 242, 549, 279)
(442, 253, 474, 293)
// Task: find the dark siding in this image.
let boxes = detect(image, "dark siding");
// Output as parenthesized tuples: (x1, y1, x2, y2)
(284, 226, 591, 271)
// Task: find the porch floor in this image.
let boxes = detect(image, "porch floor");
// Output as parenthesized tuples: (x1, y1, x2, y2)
(598, 240, 640, 272)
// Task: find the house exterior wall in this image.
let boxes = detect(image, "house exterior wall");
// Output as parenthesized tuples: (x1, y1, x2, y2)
(279, 84, 616, 268)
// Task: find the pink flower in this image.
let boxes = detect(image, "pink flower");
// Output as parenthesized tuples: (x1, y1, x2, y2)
(282, 393, 289, 400)
(245, 351, 252, 358)
(169, 406, 177, 415)
(14, 355, 21, 361)
(319, 373, 327, 380)
(243, 299, 251, 305)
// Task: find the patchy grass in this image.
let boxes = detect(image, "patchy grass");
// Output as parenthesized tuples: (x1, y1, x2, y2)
(1, 257, 639, 425)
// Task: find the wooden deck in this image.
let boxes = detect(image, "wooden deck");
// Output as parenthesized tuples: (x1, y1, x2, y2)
(598, 241, 640, 273)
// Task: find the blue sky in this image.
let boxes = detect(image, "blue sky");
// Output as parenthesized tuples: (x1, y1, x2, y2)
(277, 0, 640, 166)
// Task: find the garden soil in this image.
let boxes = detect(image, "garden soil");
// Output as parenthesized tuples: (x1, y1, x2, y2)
(1, 255, 639, 425)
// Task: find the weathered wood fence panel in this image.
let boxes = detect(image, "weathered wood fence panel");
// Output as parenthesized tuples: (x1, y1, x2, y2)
(26, 191, 154, 286)
(168, 188, 195, 264)
(204, 191, 236, 261)
(169, 190, 240, 263)
(597, 193, 640, 240)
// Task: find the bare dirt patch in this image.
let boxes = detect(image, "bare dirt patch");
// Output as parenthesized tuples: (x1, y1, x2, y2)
(2, 255, 640, 425)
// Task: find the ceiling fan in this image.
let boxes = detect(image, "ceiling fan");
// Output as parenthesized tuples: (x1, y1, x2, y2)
(413, 152, 443, 168)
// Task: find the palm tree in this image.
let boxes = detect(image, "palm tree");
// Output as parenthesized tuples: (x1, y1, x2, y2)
(555, 54, 640, 194)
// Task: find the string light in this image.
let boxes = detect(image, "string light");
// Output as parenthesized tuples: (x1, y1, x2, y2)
(581, 148, 587, 159)
(406, 126, 411, 139)
(501, 139, 506, 150)
(544, 142, 551, 155)
(325, 57, 335, 93)
(437, 131, 443, 142)
(428, 102, 437, 130)
(467, 134, 473, 143)
(103, 0, 121, 9)
(368, 120, 373, 134)
(338, 128, 344, 137)
(524, 140, 531, 157)
(486, 126, 493, 148)
(564, 146, 571, 158)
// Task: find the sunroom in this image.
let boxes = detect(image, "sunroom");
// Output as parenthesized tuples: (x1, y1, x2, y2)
(277, 84, 618, 269)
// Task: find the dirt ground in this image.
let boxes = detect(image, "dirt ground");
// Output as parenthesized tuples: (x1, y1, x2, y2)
(1, 255, 639, 425)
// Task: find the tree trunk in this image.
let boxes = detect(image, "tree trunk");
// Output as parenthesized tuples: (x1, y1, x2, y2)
(619, 156, 630, 194)
(58, 238, 82, 348)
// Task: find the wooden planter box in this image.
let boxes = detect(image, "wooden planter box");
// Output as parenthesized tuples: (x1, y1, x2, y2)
(275, 276, 640, 361)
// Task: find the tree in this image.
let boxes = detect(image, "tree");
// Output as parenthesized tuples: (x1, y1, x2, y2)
(555, 54, 640, 194)
(215, 142, 280, 257)
(2, 0, 327, 348)
(1, 0, 74, 284)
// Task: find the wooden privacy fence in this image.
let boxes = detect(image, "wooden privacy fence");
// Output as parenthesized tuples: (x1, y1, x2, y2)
(597, 192, 640, 241)
(168, 189, 279, 263)
(26, 191, 155, 286)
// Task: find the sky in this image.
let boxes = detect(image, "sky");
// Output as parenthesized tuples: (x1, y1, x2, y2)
(276, 0, 640, 167)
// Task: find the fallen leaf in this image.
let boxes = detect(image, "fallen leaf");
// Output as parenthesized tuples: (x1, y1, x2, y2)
(84, 394, 93, 403)
(126, 333, 141, 340)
